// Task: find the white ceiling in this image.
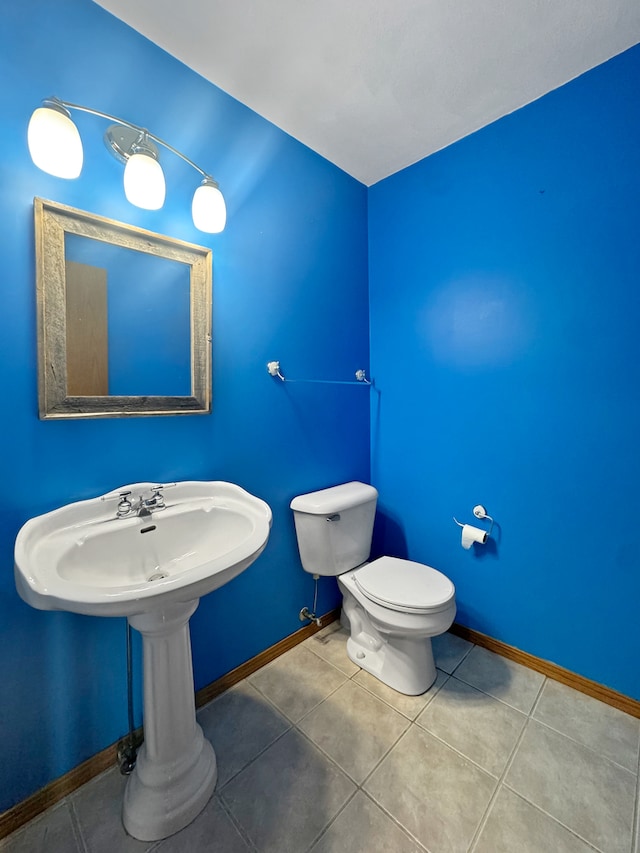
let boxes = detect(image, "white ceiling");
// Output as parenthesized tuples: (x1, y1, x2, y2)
(93, 0, 640, 186)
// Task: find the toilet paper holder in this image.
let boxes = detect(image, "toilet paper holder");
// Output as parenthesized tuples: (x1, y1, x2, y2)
(453, 505, 494, 539)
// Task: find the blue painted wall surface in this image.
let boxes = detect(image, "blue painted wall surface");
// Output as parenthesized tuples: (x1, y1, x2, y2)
(0, 0, 369, 810)
(369, 45, 640, 700)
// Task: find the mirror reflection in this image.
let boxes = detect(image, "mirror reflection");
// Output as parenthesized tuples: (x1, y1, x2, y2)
(64, 235, 191, 397)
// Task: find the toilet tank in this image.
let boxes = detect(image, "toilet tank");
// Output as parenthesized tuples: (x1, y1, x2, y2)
(290, 482, 378, 576)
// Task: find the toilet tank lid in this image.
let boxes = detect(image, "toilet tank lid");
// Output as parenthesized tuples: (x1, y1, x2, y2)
(290, 482, 378, 514)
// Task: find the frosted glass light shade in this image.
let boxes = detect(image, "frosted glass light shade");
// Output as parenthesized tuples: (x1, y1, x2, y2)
(123, 152, 166, 210)
(27, 106, 83, 179)
(192, 181, 226, 233)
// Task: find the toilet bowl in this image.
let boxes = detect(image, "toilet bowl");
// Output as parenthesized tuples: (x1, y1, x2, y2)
(290, 482, 456, 695)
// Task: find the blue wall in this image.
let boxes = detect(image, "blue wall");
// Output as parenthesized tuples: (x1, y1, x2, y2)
(0, 0, 369, 810)
(369, 45, 640, 701)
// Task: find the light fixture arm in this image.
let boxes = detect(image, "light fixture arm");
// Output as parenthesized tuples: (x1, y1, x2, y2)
(44, 96, 214, 182)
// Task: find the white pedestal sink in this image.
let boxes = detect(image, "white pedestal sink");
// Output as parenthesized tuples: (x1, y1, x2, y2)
(14, 481, 272, 842)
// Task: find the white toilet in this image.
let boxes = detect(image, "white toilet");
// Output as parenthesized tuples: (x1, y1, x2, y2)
(291, 481, 456, 695)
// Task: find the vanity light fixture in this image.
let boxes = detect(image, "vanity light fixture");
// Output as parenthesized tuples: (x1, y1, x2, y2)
(27, 97, 226, 233)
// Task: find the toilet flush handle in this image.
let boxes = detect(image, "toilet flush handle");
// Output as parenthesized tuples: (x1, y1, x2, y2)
(326, 514, 340, 522)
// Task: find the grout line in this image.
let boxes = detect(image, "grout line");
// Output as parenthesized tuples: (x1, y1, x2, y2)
(200, 674, 293, 720)
(217, 794, 259, 853)
(212, 667, 354, 790)
(302, 625, 365, 680)
(216, 725, 292, 793)
(0, 798, 85, 853)
(447, 671, 545, 717)
(449, 625, 640, 719)
(500, 783, 610, 853)
(353, 667, 450, 721)
(303, 646, 362, 680)
(443, 637, 550, 717)
(67, 796, 89, 853)
(466, 741, 525, 851)
(290, 678, 352, 728)
(244, 673, 348, 727)
(445, 642, 476, 676)
(304, 629, 453, 721)
(482, 670, 622, 853)
(527, 716, 639, 777)
(408, 725, 502, 783)
(249, 644, 352, 706)
(301, 702, 411, 790)
(357, 720, 415, 790)
(357, 788, 433, 853)
(467, 676, 547, 853)
(527, 670, 639, 777)
(361, 720, 458, 792)
(356, 726, 436, 852)
(65, 797, 89, 853)
(291, 723, 364, 786)
(419, 671, 451, 715)
(289, 711, 433, 853)
(298, 788, 360, 853)
(528, 675, 547, 717)
(423, 672, 532, 721)
(218, 713, 412, 853)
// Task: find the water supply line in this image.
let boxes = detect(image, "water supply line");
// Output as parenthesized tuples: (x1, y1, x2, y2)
(117, 622, 142, 775)
(299, 574, 322, 627)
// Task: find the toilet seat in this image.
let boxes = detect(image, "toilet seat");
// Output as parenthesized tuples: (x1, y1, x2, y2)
(353, 556, 455, 615)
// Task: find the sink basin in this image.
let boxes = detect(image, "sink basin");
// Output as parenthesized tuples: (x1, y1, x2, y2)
(15, 480, 272, 617)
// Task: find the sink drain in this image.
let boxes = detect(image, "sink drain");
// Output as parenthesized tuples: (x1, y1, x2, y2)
(147, 571, 168, 582)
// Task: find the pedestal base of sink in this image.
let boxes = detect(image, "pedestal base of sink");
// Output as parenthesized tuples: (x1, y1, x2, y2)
(123, 731, 216, 841)
(123, 732, 216, 841)
(123, 601, 217, 842)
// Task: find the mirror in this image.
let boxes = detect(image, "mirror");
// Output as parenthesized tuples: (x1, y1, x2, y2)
(34, 198, 212, 418)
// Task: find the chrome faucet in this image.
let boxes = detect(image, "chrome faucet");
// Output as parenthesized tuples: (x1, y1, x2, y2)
(136, 500, 153, 519)
(115, 486, 169, 519)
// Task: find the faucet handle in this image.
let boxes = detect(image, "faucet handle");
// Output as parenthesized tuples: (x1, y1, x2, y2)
(149, 486, 165, 509)
(116, 491, 133, 517)
(149, 482, 177, 507)
(101, 489, 132, 502)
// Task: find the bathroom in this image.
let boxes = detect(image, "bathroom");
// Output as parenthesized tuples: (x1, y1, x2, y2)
(1, 0, 639, 848)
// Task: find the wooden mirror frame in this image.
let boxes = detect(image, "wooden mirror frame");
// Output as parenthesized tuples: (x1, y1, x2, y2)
(34, 198, 212, 419)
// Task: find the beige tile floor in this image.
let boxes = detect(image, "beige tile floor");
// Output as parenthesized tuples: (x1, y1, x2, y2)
(2, 627, 639, 853)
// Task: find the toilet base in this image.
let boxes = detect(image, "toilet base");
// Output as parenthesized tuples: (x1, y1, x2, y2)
(339, 568, 454, 696)
(346, 631, 437, 695)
